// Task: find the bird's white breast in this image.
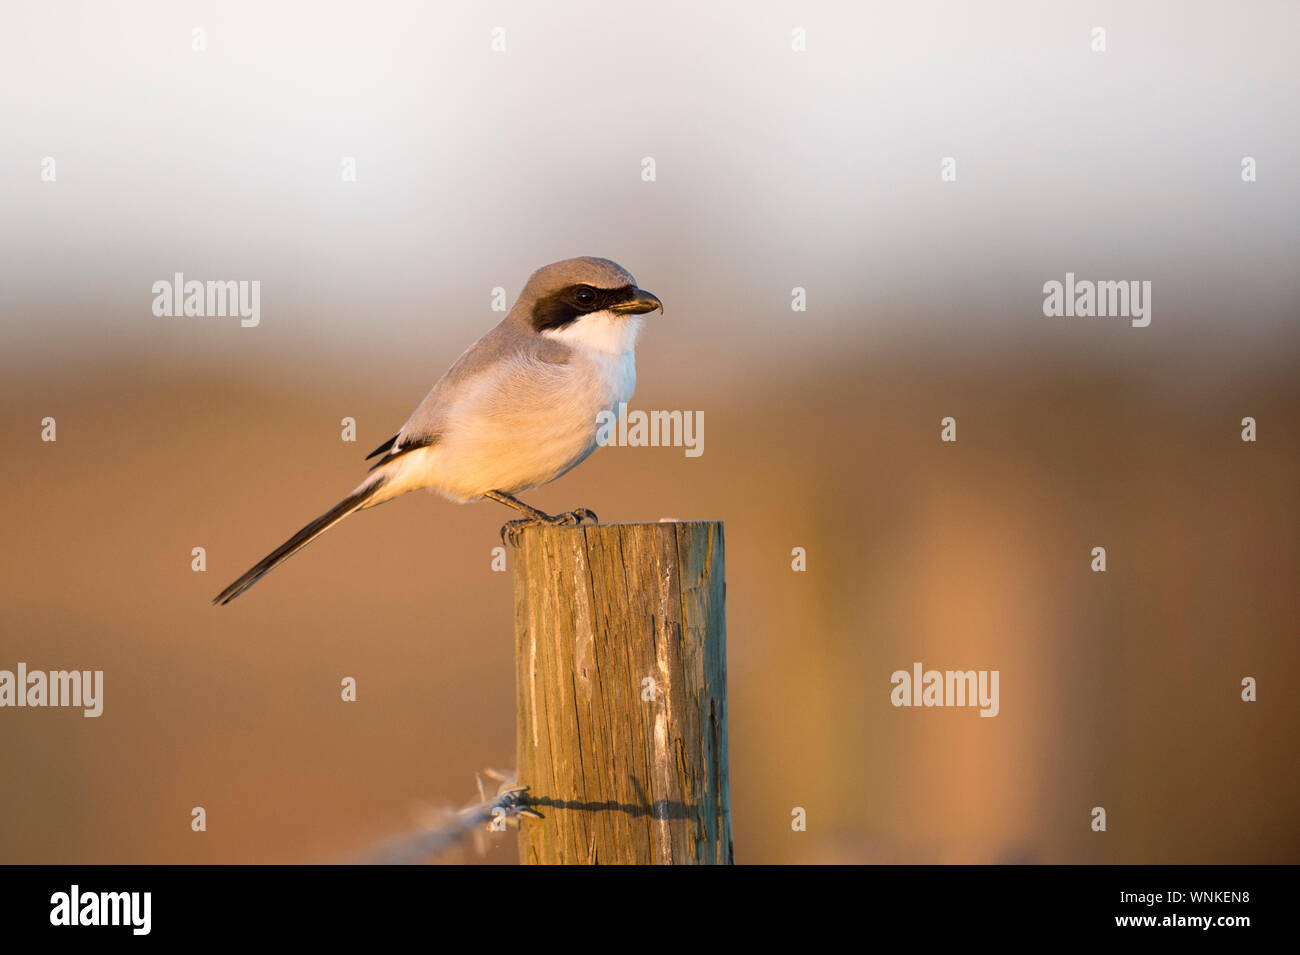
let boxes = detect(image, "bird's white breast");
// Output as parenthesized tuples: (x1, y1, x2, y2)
(542, 311, 641, 405)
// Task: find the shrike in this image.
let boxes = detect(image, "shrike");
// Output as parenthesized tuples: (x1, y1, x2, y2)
(213, 256, 662, 605)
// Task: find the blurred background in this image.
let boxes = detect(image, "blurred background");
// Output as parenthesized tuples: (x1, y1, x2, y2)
(1, 0, 1296, 863)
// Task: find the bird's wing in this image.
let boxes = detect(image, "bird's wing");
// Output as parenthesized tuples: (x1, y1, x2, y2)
(361, 321, 526, 470)
(383, 324, 573, 451)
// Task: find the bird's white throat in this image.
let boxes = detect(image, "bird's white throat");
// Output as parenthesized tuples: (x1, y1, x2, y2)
(542, 311, 644, 356)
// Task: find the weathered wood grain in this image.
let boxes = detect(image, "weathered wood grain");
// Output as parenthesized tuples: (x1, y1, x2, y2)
(512, 521, 733, 864)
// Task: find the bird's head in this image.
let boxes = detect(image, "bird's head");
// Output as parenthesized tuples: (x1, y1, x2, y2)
(516, 257, 663, 351)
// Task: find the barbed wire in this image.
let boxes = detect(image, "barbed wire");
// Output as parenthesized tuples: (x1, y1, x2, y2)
(359, 769, 540, 864)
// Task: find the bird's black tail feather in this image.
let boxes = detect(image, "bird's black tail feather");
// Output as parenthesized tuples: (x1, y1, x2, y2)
(212, 480, 384, 606)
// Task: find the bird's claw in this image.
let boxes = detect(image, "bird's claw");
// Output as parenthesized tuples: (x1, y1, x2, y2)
(499, 507, 599, 546)
(500, 518, 538, 546)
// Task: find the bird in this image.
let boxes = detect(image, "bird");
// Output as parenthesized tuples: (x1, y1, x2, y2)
(212, 256, 662, 605)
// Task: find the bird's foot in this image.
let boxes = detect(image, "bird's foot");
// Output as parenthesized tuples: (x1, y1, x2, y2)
(499, 507, 599, 546)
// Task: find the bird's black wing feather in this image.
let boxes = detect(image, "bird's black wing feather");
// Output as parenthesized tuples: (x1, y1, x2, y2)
(365, 435, 439, 472)
(364, 434, 401, 460)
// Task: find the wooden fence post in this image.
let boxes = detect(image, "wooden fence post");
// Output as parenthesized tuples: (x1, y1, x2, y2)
(512, 521, 733, 864)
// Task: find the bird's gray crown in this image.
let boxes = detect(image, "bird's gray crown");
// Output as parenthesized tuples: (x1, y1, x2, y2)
(522, 257, 637, 296)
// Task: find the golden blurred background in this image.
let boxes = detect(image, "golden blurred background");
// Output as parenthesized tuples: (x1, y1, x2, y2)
(1, 0, 1297, 863)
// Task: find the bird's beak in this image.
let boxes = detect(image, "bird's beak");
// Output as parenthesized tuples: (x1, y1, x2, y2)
(611, 288, 664, 315)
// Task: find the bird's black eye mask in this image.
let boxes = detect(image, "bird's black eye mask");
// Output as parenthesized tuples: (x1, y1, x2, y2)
(531, 284, 637, 332)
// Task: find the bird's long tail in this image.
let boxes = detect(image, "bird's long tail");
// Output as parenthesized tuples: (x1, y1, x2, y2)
(212, 477, 386, 606)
